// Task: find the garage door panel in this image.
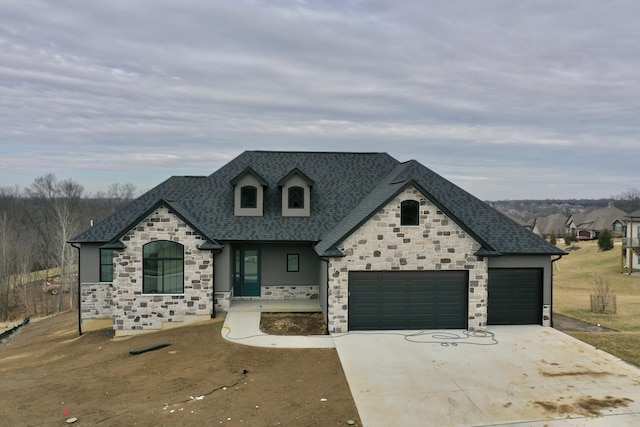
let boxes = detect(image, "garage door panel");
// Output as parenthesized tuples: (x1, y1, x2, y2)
(349, 271, 468, 330)
(488, 268, 542, 325)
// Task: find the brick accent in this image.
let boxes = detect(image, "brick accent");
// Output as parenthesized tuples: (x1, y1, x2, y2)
(327, 186, 488, 333)
(112, 206, 214, 335)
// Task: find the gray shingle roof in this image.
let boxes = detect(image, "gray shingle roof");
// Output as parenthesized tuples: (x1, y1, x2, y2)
(315, 160, 565, 256)
(71, 151, 565, 257)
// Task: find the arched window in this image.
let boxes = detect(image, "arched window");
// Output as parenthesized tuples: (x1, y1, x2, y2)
(240, 186, 258, 208)
(401, 200, 420, 226)
(143, 241, 184, 294)
(288, 186, 305, 209)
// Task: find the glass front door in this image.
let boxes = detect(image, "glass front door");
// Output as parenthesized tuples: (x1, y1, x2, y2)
(234, 248, 261, 297)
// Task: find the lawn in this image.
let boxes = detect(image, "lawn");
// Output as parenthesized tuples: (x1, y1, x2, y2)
(553, 240, 640, 366)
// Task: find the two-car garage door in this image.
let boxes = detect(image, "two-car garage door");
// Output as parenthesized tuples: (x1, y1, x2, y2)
(348, 268, 543, 330)
(348, 271, 468, 330)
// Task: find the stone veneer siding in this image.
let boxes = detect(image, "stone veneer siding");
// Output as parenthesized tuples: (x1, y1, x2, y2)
(81, 282, 113, 321)
(327, 186, 488, 333)
(262, 285, 319, 300)
(113, 206, 214, 335)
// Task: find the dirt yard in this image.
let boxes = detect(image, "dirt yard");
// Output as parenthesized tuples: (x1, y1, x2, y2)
(0, 312, 360, 426)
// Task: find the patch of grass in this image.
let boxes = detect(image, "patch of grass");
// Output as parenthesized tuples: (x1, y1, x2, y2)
(564, 332, 640, 368)
(554, 241, 640, 366)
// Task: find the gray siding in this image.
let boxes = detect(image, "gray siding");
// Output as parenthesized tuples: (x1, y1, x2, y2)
(214, 246, 233, 292)
(488, 255, 554, 305)
(79, 243, 101, 283)
(319, 258, 328, 319)
(261, 244, 319, 286)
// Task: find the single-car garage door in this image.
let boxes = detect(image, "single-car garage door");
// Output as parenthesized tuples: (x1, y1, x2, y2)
(488, 268, 542, 325)
(348, 270, 468, 330)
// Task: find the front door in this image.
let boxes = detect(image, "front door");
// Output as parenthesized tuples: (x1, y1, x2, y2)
(234, 248, 261, 297)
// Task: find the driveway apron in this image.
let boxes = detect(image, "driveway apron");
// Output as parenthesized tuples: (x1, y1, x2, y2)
(334, 326, 640, 426)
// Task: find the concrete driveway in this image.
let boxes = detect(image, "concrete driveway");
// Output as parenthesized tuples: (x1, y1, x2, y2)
(334, 326, 640, 426)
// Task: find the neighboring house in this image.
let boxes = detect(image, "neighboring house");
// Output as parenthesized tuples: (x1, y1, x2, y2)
(70, 151, 565, 336)
(565, 202, 627, 240)
(622, 209, 640, 274)
(532, 213, 568, 240)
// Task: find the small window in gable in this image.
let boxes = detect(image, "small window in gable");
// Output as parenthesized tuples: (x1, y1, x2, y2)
(401, 200, 420, 226)
(240, 186, 257, 208)
(288, 186, 304, 209)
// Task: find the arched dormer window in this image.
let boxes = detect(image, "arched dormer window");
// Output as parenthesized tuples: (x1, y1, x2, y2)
(240, 186, 258, 208)
(288, 186, 304, 209)
(143, 240, 184, 294)
(401, 200, 420, 226)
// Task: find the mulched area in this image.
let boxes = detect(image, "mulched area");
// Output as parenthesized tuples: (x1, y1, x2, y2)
(260, 312, 329, 336)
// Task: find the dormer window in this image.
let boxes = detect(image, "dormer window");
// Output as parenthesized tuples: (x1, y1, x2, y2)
(241, 186, 258, 208)
(401, 200, 419, 226)
(288, 186, 304, 209)
(231, 167, 267, 217)
(278, 168, 314, 217)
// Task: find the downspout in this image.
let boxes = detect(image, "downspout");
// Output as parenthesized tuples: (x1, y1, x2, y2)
(550, 254, 564, 328)
(211, 251, 216, 319)
(70, 243, 82, 336)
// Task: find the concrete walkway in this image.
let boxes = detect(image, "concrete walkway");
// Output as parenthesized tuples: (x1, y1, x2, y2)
(221, 300, 335, 348)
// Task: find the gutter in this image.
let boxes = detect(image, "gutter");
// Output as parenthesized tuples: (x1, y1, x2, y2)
(69, 242, 82, 336)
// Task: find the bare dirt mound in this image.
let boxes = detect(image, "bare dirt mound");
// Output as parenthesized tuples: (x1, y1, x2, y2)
(0, 311, 360, 426)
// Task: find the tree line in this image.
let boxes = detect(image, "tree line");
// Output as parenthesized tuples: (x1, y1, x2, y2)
(0, 175, 136, 321)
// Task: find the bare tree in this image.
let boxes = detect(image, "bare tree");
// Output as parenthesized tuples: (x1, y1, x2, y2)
(617, 188, 640, 212)
(26, 174, 84, 313)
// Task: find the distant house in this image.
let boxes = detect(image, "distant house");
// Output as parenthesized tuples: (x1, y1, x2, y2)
(622, 209, 640, 274)
(70, 151, 565, 337)
(565, 202, 627, 240)
(532, 213, 568, 239)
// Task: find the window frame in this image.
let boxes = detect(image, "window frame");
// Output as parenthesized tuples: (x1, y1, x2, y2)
(287, 253, 300, 272)
(400, 200, 420, 226)
(100, 249, 114, 282)
(288, 186, 305, 209)
(240, 185, 258, 209)
(142, 240, 185, 294)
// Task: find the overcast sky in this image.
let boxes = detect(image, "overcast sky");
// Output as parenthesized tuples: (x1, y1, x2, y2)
(1, 1, 638, 200)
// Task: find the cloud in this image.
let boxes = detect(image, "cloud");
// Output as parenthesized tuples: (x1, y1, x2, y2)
(0, 0, 638, 200)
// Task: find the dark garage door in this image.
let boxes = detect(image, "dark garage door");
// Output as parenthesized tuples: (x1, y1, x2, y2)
(488, 268, 542, 325)
(348, 270, 468, 330)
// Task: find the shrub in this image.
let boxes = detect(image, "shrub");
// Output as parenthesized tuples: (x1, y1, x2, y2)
(549, 232, 557, 246)
(564, 230, 577, 246)
(598, 229, 614, 251)
(590, 275, 616, 314)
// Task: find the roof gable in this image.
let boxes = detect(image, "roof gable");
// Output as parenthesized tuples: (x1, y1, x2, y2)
(230, 167, 268, 187)
(316, 160, 565, 257)
(277, 168, 315, 187)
